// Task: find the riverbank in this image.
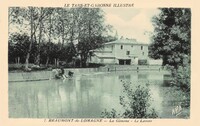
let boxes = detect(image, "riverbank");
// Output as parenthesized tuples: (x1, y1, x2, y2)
(9, 65, 169, 82)
(8, 63, 105, 72)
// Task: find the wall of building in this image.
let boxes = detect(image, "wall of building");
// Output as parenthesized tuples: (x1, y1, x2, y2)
(90, 43, 149, 65)
(113, 44, 148, 60)
(90, 56, 116, 64)
(102, 58, 116, 64)
(148, 59, 163, 65)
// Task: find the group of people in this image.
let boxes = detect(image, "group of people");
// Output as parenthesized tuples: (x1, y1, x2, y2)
(52, 68, 74, 79)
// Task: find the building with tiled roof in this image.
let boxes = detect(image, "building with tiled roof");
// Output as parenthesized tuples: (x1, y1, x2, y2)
(89, 39, 149, 65)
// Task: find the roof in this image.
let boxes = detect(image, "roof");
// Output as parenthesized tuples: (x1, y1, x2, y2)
(94, 54, 132, 60)
(94, 54, 115, 59)
(115, 57, 131, 60)
(104, 39, 148, 46)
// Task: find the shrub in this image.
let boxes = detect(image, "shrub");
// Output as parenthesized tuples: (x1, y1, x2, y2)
(171, 65, 190, 92)
(165, 55, 190, 109)
(101, 81, 158, 118)
(166, 55, 190, 93)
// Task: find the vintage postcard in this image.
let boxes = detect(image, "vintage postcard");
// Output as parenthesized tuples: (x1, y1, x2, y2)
(0, 0, 200, 126)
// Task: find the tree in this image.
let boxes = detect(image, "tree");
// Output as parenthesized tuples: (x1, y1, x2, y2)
(149, 8, 191, 104)
(149, 8, 191, 68)
(24, 7, 39, 69)
(34, 7, 53, 65)
(9, 7, 41, 69)
(8, 7, 114, 68)
(8, 34, 30, 64)
(77, 8, 107, 67)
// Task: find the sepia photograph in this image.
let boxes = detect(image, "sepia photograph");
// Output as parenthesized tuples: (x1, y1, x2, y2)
(8, 7, 191, 119)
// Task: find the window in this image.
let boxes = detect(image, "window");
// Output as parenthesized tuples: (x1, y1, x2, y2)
(142, 52, 144, 55)
(126, 51, 130, 55)
(131, 45, 133, 47)
(141, 46, 143, 50)
(121, 45, 123, 49)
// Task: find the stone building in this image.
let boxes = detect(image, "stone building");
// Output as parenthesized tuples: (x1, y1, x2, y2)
(89, 39, 149, 65)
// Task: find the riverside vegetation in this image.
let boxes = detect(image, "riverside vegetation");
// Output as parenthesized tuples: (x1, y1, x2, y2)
(9, 7, 118, 71)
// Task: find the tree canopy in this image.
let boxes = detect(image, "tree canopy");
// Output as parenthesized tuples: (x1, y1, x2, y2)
(9, 7, 115, 68)
(149, 8, 191, 68)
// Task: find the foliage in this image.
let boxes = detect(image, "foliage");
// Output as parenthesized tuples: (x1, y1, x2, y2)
(170, 56, 190, 92)
(101, 81, 158, 118)
(149, 8, 191, 97)
(9, 7, 114, 68)
(76, 8, 107, 67)
(149, 8, 191, 68)
(9, 33, 33, 63)
(9, 33, 75, 66)
(77, 35, 105, 66)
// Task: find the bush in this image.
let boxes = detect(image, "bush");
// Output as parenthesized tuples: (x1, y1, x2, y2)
(101, 81, 158, 118)
(171, 65, 190, 92)
(164, 55, 190, 109)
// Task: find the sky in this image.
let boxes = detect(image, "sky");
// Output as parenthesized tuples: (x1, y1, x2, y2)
(9, 8, 160, 44)
(103, 8, 160, 44)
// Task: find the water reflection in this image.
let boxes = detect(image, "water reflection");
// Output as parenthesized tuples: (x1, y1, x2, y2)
(9, 71, 182, 118)
(138, 74, 148, 80)
(118, 74, 131, 81)
(163, 75, 172, 87)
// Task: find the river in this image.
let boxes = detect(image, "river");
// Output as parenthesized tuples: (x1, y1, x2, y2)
(9, 71, 188, 118)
